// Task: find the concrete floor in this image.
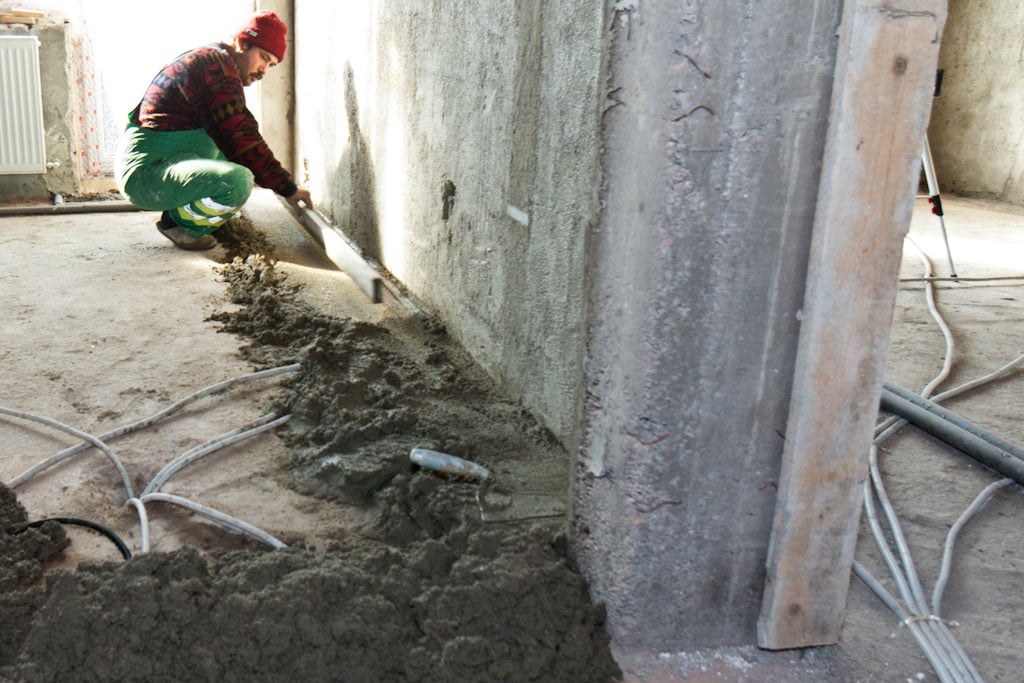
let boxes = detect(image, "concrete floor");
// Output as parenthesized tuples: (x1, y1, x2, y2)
(0, 190, 392, 566)
(2, 192, 1022, 680)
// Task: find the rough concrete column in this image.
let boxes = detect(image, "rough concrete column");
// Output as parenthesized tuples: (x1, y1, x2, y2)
(256, 0, 296, 176)
(573, 1, 842, 651)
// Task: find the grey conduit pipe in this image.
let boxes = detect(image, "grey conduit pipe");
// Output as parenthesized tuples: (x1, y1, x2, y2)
(879, 386, 1024, 485)
(0, 200, 143, 217)
(884, 381, 1024, 460)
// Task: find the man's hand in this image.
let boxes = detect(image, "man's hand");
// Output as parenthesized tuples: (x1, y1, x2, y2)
(287, 187, 312, 210)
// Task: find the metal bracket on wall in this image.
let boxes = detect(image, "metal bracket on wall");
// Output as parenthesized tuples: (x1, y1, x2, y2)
(278, 197, 383, 304)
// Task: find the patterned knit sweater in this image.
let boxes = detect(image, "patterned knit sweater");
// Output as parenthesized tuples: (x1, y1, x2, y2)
(133, 43, 297, 198)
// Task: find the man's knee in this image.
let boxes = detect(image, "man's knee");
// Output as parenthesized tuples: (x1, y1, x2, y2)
(212, 164, 254, 207)
(162, 157, 253, 208)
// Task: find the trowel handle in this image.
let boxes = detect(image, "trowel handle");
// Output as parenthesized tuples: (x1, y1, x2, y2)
(410, 448, 490, 481)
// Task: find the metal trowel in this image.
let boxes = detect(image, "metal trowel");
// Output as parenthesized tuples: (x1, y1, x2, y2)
(475, 477, 567, 522)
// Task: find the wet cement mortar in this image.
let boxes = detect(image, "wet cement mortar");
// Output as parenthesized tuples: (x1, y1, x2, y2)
(0, 216, 621, 682)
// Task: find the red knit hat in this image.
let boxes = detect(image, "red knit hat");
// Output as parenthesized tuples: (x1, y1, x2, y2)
(236, 11, 288, 62)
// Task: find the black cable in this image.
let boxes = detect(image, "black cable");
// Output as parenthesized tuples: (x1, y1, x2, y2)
(6, 516, 132, 560)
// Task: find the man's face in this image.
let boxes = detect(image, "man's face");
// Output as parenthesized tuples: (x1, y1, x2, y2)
(237, 45, 279, 87)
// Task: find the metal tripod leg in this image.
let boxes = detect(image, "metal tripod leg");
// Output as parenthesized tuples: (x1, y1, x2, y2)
(921, 135, 958, 278)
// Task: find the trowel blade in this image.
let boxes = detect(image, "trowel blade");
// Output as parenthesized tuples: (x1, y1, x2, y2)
(476, 489, 566, 522)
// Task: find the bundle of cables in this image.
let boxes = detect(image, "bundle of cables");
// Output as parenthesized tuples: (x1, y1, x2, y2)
(2, 363, 300, 562)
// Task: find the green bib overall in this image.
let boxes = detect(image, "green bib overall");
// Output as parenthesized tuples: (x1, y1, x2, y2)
(116, 110, 254, 237)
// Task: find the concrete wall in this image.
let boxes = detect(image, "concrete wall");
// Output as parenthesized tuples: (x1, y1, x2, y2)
(0, 23, 80, 202)
(573, 2, 842, 650)
(293, 1, 605, 448)
(288, 0, 933, 656)
(256, 0, 295, 176)
(929, 0, 1024, 202)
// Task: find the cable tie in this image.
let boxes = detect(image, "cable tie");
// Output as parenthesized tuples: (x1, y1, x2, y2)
(900, 614, 956, 626)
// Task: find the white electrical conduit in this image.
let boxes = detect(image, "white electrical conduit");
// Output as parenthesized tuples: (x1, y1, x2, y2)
(878, 237, 1024, 442)
(932, 478, 1015, 617)
(858, 472, 991, 682)
(901, 275, 1024, 283)
(906, 237, 955, 398)
(932, 355, 1024, 404)
(865, 448, 927, 613)
(126, 413, 291, 554)
(851, 562, 964, 682)
(853, 239, 996, 682)
(876, 241, 949, 616)
(873, 238, 960, 443)
(868, 366, 1020, 681)
(140, 492, 286, 549)
(0, 407, 135, 500)
(142, 413, 291, 496)
(870, 439, 986, 683)
(861, 459, 964, 681)
(3, 365, 300, 556)
(124, 497, 151, 554)
(6, 363, 301, 490)
(861, 466, 981, 682)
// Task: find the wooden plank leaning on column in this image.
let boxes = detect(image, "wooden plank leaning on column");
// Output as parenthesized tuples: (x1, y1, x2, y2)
(758, 0, 947, 650)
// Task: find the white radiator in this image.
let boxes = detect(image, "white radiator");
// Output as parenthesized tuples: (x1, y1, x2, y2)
(0, 35, 46, 174)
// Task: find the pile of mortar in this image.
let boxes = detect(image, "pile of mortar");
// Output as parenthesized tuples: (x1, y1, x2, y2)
(0, 217, 621, 682)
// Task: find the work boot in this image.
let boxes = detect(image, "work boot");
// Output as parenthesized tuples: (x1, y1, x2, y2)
(156, 212, 217, 251)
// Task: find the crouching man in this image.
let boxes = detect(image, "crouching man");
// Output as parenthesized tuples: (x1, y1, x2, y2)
(117, 11, 310, 250)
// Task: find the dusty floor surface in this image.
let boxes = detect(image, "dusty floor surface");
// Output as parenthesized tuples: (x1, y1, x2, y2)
(835, 197, 1024, 683)
(2, 192, 1023, 681)
(0, 191, 617, 681)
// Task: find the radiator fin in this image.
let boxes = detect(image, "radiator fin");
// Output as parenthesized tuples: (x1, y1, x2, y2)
(0, 35, 46, 174)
